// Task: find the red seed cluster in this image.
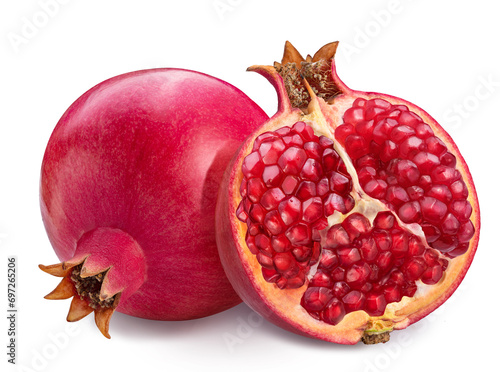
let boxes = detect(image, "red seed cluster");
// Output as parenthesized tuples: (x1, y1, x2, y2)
(301, 212, 448, 325)
(237, 121, 354, 289)
(336, 98, 474, 257)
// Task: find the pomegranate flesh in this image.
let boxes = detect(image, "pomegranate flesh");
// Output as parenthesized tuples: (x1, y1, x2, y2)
(40, 68, 268, 338)
(216, 42, 480, 344)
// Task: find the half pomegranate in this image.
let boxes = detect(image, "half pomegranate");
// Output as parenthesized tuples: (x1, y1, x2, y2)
(39, 68, 268, 338)
(216, 42, 480, 344)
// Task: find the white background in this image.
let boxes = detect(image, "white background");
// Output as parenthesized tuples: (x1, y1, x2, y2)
(1, 1, 499, 371)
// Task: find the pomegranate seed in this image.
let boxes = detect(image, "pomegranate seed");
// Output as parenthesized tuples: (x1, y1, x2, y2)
(399, 136, 425, 158)
(398, 111, 422, 127)
(420, 196, 448, 224)
(353, 98, 367, 107)
(342, 213, 371, 240)
(431, 165, 461, 185)
(398, 201, 422, 224)
(372, 118, 399, 145)
(247, 177, 266, 203)
(365, 292, 387, 316)
(330, 283, 348, 300)
(364, 179, 388, 199)
(281, 175, 299, 195)
(408, 236, 425, 256)
(278, 147, 308, 175)
(291, 245, 312, 262)
(324, 225, 350, 249)
(450, 179, 468, 199)
(373, 230, 392, 251)
(421, 265, 443, 285)
(259, 138, 286, 165)
(285, 223, 311, 245)
(310, 270, 333, 287)
(271, 234, 292, 252)
(319, 135, 334, 148)
(329, 172, 351, 195)
(261, 268, 279, 283)
(385, 185, 410, 207)
(421, 223, 441, 243)
(402, 257, 425, 281)
(383, 284, 402, 303)
(253, 132, 278, 150)
(447, 243, 469, 258)
(406, 186, 424, 200)
(318, 250, 339, 270)
(236, 202, 248, 222)
(342, 291, 366, 312)
(440, 152, 457, 167)
(457, 220, 475, 243)
(346, 262, 372, 289)
(273, 252, 295, 273)
(343, 107, 365, 125)
(296, 180, 317, 200)
(304, 141, 322, 160)
(359, 237, 378, 262)
(390, 125, 415, 143)
(337, 247, 361, 267)
(278, 196, 301, 226)
(392, 230, 409, 257)
(345, 134, 369, 159)
(249, 203, 266, 223)
(255, 234, 272, 255)
(292, 121, 316, 141)
(373, 211, 395, 230)
(432, 234, 459, 253)
(302, 287, 334, 312)
(300, 158, 323, 182)
(264, 210, 285, 235)
(256, 253, 274, 270)
(321, 298, 346, 325)
(262, 165, 284, 187)
(414, 123, 433, 139)
(324, 192, 349, 215)
(317, 177, 330, 196)
(449, 200, 473, 222)
(366, 98, 391, 110)
(412, 152, 440, 174)
(426, 136, 447, 156)
(322, 148, 341, 172)
(260, 188, 286, 210)
(441, 213, 460, 235)
(331, 267, 346, 281)
(302, 197, 323, 223)
(426, 185, 452, 204)
(380, 140, 398, 162)
(242, 152, 264, 178)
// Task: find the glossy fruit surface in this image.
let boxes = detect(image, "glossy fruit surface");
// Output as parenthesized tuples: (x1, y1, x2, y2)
(40, 68, 268, 338)
(216, 42, 480, 344)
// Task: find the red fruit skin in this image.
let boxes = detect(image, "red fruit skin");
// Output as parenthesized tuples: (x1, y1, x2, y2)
(41, 68, 268, 320)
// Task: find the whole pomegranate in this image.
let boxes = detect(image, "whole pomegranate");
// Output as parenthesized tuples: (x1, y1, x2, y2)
(216, 42, 480, 344)
(39, 68, 268, 338)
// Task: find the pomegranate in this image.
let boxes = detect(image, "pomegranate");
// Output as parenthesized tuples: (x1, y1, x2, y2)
(216, 42, 480, 344)
(39, 68, 268, 338)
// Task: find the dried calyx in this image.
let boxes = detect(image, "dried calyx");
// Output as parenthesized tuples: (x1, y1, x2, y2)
(273, 41, 341, 109)
(40, 260, 119, 339)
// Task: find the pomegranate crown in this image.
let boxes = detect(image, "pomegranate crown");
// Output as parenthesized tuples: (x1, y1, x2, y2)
(271, 41, 341, 109)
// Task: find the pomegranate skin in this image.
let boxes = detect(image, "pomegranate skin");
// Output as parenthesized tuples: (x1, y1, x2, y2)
(41, 68, 268, 323)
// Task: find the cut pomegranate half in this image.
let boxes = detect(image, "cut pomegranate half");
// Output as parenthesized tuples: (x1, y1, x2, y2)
(216, 41, 480, 344)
